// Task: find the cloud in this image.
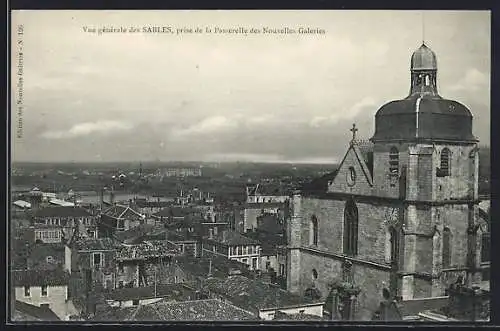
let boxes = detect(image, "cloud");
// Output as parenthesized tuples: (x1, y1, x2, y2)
(449, 68, 489, 92)
(170, 116, 239, 140)
(309, 97, 377, 127)
(41, 120, 133, 139)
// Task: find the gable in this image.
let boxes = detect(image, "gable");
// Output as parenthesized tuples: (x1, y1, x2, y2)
(328, 144, 373, 195)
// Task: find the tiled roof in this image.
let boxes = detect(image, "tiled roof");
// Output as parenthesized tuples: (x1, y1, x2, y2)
(105, 283, 195, 302)
(174, 256, 253, 279)
(400, 297, 449, 317)
(206, 231, 260, 246)
(301, 170, 338, 194)
(135, 200, 173, 208)
(247, 184, 288, 197)
(244, 202, 288, 209)
(13, 301, 61, 321)
(93, 299, 256, 321)
(11, 268, 70, 287)
(152, 206, 202, 218)
(72, 238, 118, 251)
(203, 275, 322, 313)
(116, 240, 181, 260)
(27, 243, 65, 270)
(13, 200, 31, 209)
(33, 206, 91, 218)
(273, 310, 325, 321)
(102, 205, 144, 220)
(114, 224, 156, 244)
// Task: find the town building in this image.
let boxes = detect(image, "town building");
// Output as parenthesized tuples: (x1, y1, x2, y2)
(65, 238, 118, 290)
(246, 184, 289, 204)
(28, 206, 98, 244)
(287, 43, 488, 320)
(132, 198, 173, 218)
(11, 268, 78, 320)
(202, 230, 262, 270)
(162, 167, 203, 178)
(115, 240, 181, 288)
(99, 204, 145, 237)
(242, 202, 289, 233)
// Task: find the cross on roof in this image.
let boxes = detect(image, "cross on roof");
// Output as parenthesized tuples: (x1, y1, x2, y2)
(350, 123, 358, 142)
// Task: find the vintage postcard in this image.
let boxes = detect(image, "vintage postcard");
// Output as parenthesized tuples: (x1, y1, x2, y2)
(9, 10, 490, 323)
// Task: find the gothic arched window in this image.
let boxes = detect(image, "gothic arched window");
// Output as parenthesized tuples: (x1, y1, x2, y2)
(389, 147, 399, 175)
(311, 216, 319, 246)
(440, 148, 451, 176)
(481, 232, 490, 263)
(343, 198, 359, 256)
(442, 227, 452, 268)
(389, 226, 400, 266)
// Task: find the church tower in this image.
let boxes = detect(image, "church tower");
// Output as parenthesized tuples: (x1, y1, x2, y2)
(370, 43, 481, 299)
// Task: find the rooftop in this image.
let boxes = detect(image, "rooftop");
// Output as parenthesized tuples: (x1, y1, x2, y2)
(152, 206, 203, 218)
(134, 200, 173, 208)
(33, 206, 91, 218)
(48, 199, 75, 207)
(13, 200, 31, 209)
(400, 297, 449, 317)
(71, 237, 118, 251)
(102, 204, 145, 220)
(174, 255, 253, 279)
(203, 275, 323, 314)
(114, 224, 157, 244)
(246, 184, 289, 197)
(116, 240, 181, 261)
(93, 299, 256, 321)
(105, 283, 195, 302)
(272, 310, 325, 321)
(11, 268, 70, 287)
(12, 301, 61, 321)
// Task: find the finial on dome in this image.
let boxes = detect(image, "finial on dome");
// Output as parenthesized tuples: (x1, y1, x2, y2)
(421, 11, 426, 45)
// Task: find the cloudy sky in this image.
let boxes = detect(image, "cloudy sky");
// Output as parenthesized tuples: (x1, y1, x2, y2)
(11, 10, 490, 163)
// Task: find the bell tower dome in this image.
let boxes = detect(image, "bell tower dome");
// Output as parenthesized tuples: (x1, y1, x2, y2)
(371, 43, 477, 144)
(409, 43, 439, 97)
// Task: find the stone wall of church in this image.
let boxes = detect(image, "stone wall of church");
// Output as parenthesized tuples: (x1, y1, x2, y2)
(433, 144, 477, 201)
(403, 202, 472, 298)
(297, 197, 394, 265)
(436, 204, 470, 268)
(372, 142, 411, 198)
(327, 146, 374, 196)
(288, 195, 398, 319)
(353, 265, 392, 320)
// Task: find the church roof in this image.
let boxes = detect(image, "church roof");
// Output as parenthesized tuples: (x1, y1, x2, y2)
(372, 95, 476, 142)
(372, 44, 476, 143)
